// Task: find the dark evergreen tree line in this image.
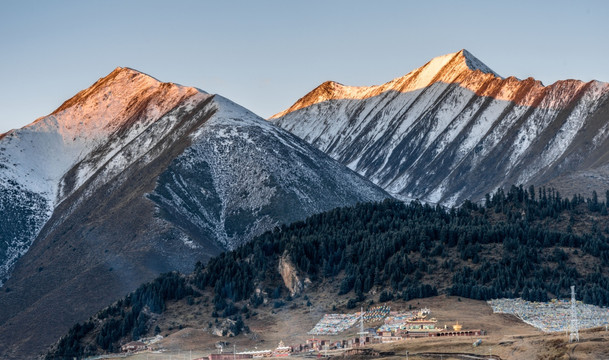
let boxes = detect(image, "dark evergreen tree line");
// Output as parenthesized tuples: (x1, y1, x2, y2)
(48, 186, 609, 359)
(192, 186, 609, 309)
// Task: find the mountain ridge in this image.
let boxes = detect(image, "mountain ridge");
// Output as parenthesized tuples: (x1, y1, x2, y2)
(0, 67, 201, 286)
(270, 49, 503, 119)
(0, 68, 390, 359)
(271, 49, 609, 205)
(271, 50, 607, 121)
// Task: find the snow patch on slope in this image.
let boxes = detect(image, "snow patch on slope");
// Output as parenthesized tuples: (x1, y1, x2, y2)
(153, 95, 389, 250)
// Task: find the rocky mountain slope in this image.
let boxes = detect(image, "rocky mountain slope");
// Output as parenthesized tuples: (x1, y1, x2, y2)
(0, 68, 197, 286)
(0, 68, 389, 359)
(271, 50, 609, 205)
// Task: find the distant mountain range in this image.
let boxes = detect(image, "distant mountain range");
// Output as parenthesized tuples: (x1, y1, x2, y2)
(0, 68, 388, 359)
(3, 49, 609, 358)
(272, 49, 609, 205)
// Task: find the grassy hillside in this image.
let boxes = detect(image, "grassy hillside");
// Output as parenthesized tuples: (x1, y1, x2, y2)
(46, 186, 609, 359)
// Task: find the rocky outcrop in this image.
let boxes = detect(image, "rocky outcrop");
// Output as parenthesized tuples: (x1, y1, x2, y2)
(278, 252, 310, 296)
(211, 318, 246, 337)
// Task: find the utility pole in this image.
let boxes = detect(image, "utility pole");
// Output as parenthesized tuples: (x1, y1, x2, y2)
(570, 285, 579, 342)
(360, 306, 364, 334)
(358, 307, 366, 346)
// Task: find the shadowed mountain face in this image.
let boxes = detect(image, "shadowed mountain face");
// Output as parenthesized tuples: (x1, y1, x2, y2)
(271, 50, 609, 205)
(0, 69, 389, 359)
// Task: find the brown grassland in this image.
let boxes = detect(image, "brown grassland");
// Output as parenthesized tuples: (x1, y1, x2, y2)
(103, 290, 609, 360)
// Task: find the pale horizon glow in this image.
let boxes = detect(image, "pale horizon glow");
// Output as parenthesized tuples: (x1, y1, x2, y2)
(1, 0, 608, 133)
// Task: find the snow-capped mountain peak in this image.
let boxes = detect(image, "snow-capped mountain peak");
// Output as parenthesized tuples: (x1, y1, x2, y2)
(412, 49, 500, 79)
(51, 66, 197, 137)
(0, 68, 202, 288)
(459, 49, 501, 77)
(394, 49, 502, 92)
(272, 50, 609, 207)
(270, 50, 501, 120)
(1, 67, 199, 202)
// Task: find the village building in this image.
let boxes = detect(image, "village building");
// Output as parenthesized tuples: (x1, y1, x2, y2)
(371, 308, 484, 341)
(236, 349, 273, 358)
(273, 341, 291, 357)
(305, 338, 329, 351)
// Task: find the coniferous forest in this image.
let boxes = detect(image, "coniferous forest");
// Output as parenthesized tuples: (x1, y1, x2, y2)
(47, 186, 609, 359)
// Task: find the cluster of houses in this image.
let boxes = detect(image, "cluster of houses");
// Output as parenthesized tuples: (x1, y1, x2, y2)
(292, 308, 484, 354)
(121, 308, 483, 358)
(374, 308, 483, 340)
(195, 310, 484, 359)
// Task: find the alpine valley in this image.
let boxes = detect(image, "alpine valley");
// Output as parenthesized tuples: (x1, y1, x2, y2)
(4, 49, 609, 360)
(0, 68, 389, 359)
(272, 50, 609, 206)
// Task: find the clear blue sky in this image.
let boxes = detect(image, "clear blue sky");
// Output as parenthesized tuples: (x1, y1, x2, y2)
(1, 0, 608, 133)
